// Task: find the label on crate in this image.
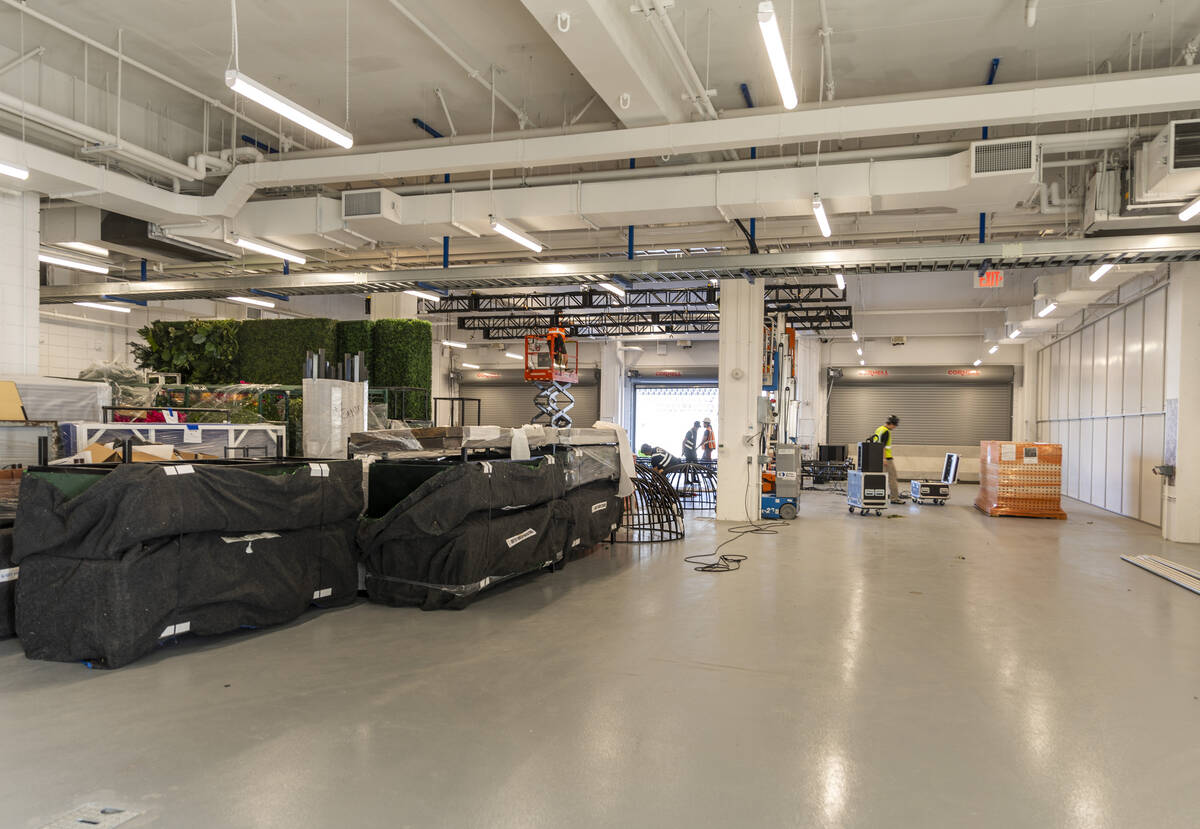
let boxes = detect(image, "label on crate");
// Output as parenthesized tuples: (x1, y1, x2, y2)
(183, 424, 202, 444)
(1001, 444, 1016, 461)
(0, 566, 17, 583)
(159, 621, 191, 638)
(312, 588, 333, 599)
(591, 501, 608, 513)
(506, 528, 537, 548)
(1023, 447, 1039, 464)
(163, 464, 195, 476)
(867, 489, 885, 498)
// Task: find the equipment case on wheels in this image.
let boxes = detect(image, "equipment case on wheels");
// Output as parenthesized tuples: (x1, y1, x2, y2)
(847, 470, 887, 516)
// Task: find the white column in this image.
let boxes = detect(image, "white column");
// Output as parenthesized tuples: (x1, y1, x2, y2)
(1162, 263, 1200, 542)
(0, 191, 39, 375)
(598, 340, 628, 427)
(716, 278, 765, 521)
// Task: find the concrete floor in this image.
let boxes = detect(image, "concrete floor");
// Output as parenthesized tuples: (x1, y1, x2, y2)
(3, 486, 1200, 828)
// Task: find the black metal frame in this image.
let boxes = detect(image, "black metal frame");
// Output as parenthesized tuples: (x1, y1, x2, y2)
(433, 397, 482, 427)
(455, 306, 852, 338)
(664, 462, 717, 511)
(614, 465, 686, 543)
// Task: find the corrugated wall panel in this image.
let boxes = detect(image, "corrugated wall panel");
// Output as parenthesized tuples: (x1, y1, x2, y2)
(827, 383, 1012, 446)
(459, 383, 599, 428)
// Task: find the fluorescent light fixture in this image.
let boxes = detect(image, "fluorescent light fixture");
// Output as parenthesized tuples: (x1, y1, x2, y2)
(1009, 328, 1022, 339)
(1037, 302, 1058, 318)
(231, 235, 306, 264)
(74, 301, 130, 314)
(1180, 195, 1200, 222)
(835, 273, 846, 290)
(988, 344, 1000, 354)
(60, 241, 109, 257)
(619, 345, 644, 351)
(39, 253, 109, 274)
(461, 362, 480, 369)
(505, 351, 524, 360)
(0, 160, 29, 180)
(856, 347, 862, 356)
(859, 359, 865, 366)
(599, 282, 626, 298)
(404, 289, 442, 302)
(757, 2, 798, 110)
(1088, 263, 1114, 282)
(224, 69, 353, 149)
(227, 295, 275, 308)
(973, 359, 983, 367)
(442, 339, 467, 349)
(812, 194, 832, 238)
(851, 330, 859, 342)
(489, 217, 544, 253)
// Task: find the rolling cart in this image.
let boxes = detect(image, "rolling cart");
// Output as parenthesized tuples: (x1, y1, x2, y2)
(847, 470, 887, 516)
(910, 452, 961, 506)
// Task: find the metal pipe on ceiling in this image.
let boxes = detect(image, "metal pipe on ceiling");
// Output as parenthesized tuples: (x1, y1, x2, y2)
(0, 0, 304, 150)
(0, 46, 45, 77)
(818, 0, 835, 101)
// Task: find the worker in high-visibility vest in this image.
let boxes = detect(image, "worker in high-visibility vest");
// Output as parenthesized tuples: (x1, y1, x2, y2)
(700, 417, 716, 461)
(873, 415, 903, 503)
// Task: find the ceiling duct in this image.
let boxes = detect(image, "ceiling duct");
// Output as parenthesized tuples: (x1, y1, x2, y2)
(1136, 119, 1200, 201)
(341, 188, 408, 241)
(971, 138, 1037, 178)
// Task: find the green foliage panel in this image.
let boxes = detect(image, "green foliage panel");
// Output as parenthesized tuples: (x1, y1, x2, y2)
(372, 318, 432, 417)
(237, 318, 338, 384)
(130, 320, 240, 384)
(336, 320, 374, 376)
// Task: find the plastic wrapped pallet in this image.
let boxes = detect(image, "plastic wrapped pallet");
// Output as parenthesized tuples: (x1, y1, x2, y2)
(12, 460, 363, 667)
(562, 445, 621, 490)
(975, 441, 1067, 519)
(302, 379, 368, 459)
(0, 520, 15, 639)
(562, 481, 624, 560)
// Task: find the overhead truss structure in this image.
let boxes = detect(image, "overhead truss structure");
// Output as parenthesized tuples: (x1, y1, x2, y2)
(416, 284, 844, 314)
(456, 307, 853, 339)
(38, 235, 1200, 304)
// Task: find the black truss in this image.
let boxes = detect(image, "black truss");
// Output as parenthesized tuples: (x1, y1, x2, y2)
(419, 283, 844, 314)
(456, 306, 853, 338)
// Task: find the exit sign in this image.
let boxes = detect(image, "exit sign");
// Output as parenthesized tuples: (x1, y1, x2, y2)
(977, 270, 1004, 288)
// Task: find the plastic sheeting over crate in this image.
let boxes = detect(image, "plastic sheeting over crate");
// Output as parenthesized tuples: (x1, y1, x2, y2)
(12, 460, 363, 667)
(9, 375, 111, 421)
(59, 422, 285, 460)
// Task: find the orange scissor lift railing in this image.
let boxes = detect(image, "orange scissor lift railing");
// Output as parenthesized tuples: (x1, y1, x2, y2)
(524, 328, 579, 428)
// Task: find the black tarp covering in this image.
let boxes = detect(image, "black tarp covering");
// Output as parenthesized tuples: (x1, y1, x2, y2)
(13, 460, 362, 667)
(362, 499, 572, 610)
(0, 521, 14, 639)
(17, 521, 358, 667)
(562, 481, 624, 561)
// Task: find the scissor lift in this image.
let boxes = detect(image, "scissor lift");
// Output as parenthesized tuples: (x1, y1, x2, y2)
(524, 328, 579, 428)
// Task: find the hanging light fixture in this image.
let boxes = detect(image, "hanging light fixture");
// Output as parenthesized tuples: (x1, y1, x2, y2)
(1088, 263, 1114, 282)
(850, 330, 859, 342)
(859, 359, 865, 366)
(442, 339, 467, 349)
(856, 347, 862, 356)
(74, 301, 131, 314)
(1009, 328, 1022, 339)
(39, 253, 108, 275)
(812, 194, 832, 238)
(229, 235, 307, 264)
(404, 289, 442, 302)
(835, 273, 846, 290)
(0, 160, 29, 180)
(489, 217, 544, 253)
(61, 242, 109, 257)
(462, 362, 480, 369)
(227, 295, 275, 308)
(973, 359, 983, 366)
(1180, 195, 1200, 222)
(599, 282, 626, 298)
(505, 351, 524, 360)
(1037, 302, 1058, 318)
(988, 344, 1000, 354)
(756, 2, 798, 110)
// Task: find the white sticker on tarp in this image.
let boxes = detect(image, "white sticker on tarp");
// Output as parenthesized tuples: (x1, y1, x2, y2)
(610, 523, 618, 531)
(0, 566, 17, 583)
(591, 501, 608, 513)
(506, 528, 537, 548)
(183, 423, 202, 444)
(312, 587, 333, 599)
(163, 464, 195, 476)
(572, 537, 582, 548)
(543, 455, 556, 465)
(1000, 444, 1017, 462)
(220, 532, 281, 544)
(308, 462, 330, 477)
(479, 461, 493, 475)
(159, 621, 191, 638)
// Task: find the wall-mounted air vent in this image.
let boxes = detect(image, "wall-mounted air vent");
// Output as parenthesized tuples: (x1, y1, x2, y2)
(971, 138, 1037, 178)
(341, 188, 402, 222)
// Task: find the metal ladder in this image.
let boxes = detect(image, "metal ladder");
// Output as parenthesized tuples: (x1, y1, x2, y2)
(532, 381, 575, 428)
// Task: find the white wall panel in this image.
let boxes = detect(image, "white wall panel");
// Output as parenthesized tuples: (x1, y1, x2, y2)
(1067, 333, 1081, 419)
(1123, 301, 1144, 415)
(1078, 418, 1093, 504)
(1051, 341, 1064, 420)
(1107, 313, 1124, 415)
(1105, 421, 1125, 513)
(1141, 289, 1166, 412)
(1140, 414, 1165, 527)
(1066, 419, 1080, 499)
(1122, 417, 1143, 518)
(1091, 420, 1108, 504)
(1080, 326, 1094, 419)
(1091, 321, 1108, 415)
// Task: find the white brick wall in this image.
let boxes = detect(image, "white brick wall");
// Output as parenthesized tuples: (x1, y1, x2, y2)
(0, 191, 39, 375)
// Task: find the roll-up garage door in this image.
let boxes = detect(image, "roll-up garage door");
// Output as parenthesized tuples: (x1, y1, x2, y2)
(458, 383, 600, 427)
(828, 383, 1012, 445)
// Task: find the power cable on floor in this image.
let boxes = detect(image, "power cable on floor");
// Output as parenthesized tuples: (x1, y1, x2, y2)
(685, 451, 791, 573)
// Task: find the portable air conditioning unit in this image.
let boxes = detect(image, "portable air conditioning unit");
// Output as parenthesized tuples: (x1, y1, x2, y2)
(1135, 119, 1200, 200)
(970, 138, 1038, 178)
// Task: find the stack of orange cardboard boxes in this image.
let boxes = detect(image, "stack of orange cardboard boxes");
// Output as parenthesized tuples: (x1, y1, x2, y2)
(975, 441, 1068, 519)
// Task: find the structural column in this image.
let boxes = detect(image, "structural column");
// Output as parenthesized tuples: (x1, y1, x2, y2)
(1162, 263, 1200, 542)
(0, 190, 39, 375)
(598, 340, 629, 427)
(716, 278, 765, 521)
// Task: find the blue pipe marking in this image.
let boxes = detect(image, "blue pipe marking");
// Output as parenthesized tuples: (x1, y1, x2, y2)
(412, 118, 443, 139)
(628, 158, 636, 260)
(140, 258, 147, 281)
(250, 288, 289, 302)
(102, 294, 147, 307)
(240, 134, 278, 154)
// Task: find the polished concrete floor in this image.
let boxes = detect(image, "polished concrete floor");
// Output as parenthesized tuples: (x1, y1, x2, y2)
(3, 486, 1200, 828)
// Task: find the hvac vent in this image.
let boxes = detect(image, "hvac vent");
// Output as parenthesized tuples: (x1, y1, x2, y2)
(971, 138, 1037, 177)
(343, 190, 382, 218)
(1136, 119, 1200, 200)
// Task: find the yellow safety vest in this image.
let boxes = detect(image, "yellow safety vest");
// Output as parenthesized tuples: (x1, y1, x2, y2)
(873, 425, 893, 459)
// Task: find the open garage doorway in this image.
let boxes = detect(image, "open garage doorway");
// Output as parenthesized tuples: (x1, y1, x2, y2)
(633, 385, 718, 458)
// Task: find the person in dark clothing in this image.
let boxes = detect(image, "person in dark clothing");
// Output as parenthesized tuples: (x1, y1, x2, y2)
(639, 443, 679, 473)
(682, 421, 700, 462)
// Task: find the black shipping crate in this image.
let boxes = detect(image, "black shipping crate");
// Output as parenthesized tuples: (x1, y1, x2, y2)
(0, 521, 14, 639)
(562, 481, 624, 560)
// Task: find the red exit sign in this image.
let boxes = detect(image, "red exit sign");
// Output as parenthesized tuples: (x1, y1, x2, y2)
(977, 270, 1004, 288)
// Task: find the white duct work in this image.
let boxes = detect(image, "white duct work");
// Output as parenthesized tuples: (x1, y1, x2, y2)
(1006, 264, 1149, 333)
(166, 150, 1032, 248)
(0, 69, 1194, 228)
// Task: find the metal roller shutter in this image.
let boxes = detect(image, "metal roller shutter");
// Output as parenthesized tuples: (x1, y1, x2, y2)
(828, 383, 1012, 445)
(458, 383, 600, 428)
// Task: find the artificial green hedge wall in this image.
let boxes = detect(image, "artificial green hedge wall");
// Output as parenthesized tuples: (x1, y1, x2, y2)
(336, 320, 373, 372)
(236, 318, 338, 384)
(371, 318, 433, 417)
